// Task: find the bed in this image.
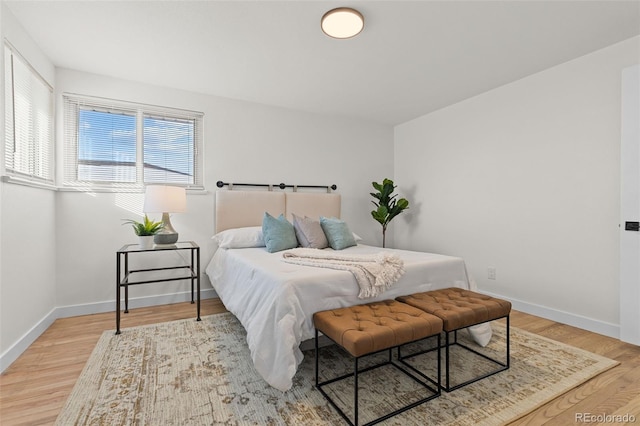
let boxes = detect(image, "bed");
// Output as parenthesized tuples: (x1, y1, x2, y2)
(205, 189, 491, 392)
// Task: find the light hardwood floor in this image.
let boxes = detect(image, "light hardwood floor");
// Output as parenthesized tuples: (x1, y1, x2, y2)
(1, 299, 639, 425)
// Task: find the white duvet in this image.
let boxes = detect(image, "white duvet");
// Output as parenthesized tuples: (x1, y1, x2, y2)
(205, 244, 491, 392)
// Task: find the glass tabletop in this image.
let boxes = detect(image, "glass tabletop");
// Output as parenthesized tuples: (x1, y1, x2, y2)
(118, 241, 198, 253)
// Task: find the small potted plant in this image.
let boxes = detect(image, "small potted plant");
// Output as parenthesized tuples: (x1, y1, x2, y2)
(122, 215, 164, 249)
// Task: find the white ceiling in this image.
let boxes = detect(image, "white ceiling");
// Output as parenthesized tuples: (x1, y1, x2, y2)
(5, 0, 640, 125)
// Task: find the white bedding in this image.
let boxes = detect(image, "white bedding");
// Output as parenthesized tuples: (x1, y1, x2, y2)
(205, 244, 492, 392)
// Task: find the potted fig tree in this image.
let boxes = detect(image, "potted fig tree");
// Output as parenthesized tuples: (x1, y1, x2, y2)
(370, 178, 409, 248)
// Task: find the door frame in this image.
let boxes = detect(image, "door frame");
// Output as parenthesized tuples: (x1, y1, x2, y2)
(620, 64, 640, 345)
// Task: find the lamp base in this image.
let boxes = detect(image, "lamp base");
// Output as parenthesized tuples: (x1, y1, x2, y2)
(155, 212, 179, 245)
(154, 232, 178, 245)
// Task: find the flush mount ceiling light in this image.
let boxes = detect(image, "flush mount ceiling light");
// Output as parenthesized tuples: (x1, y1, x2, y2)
(321, 7, 364, 39)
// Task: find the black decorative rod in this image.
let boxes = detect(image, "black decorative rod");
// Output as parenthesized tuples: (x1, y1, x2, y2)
(216, 181, 270, 188)
(216, 181, 337, 191)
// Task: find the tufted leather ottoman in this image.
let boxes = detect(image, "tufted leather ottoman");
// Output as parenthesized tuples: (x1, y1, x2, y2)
(397, 288, 511, 391)
(313, 300, 443, 426)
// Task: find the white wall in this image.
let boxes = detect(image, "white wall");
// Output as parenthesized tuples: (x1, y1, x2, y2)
(394, 36, 640, 337)
(0, 4, 58, 367)
(0, 0, 5, 367)
(54, 69, 394, 309)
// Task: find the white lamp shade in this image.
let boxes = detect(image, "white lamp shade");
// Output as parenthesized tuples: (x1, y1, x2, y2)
(143, 185, 187, 213)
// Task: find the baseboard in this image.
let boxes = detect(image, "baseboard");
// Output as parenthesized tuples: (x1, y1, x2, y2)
(483, 291, 620, 339)
(0, 289, 218, 373)
(0, 308, 57, 373)
(54, 288, 218, 318)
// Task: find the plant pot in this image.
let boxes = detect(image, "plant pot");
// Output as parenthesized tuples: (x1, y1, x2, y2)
(138, 235, 155, 249)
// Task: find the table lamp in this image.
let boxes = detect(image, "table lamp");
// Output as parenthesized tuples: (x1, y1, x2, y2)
(143, 185, 187, 245)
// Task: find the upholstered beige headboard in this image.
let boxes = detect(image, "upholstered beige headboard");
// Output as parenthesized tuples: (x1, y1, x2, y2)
(214, 190, 341, 233)
(283, 192, 340, 222)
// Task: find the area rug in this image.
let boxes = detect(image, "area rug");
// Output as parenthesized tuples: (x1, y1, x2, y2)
(55, 312, 618, 425)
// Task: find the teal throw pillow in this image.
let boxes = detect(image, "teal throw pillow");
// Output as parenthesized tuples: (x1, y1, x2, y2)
(262, 212, 298, 253)
(320, 217, 357, 250)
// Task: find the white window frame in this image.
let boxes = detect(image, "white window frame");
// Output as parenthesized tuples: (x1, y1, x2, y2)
(3, 41, 55, 187)
(63, 93, 204, 191)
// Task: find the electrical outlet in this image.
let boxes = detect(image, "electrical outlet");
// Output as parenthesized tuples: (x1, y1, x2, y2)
(488, 267, 496, 280)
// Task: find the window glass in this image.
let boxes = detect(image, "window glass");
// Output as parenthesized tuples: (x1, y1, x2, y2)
(143, 115, 195, 185)
(78, 108, 137, 182)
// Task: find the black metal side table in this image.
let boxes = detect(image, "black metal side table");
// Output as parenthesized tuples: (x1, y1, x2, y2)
(115, 241, 201, 334)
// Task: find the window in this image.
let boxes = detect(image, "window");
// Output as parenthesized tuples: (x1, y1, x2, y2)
(77, 107, 137, 183)
(63, 94, 203, 190)
(143, 114, 196, 185)
(3, 43, 54, 184)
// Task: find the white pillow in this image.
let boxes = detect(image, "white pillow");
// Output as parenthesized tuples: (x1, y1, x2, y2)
(212, 226, 265, 249)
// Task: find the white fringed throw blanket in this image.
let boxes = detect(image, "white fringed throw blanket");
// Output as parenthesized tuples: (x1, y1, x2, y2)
(282, 248, 405, 298)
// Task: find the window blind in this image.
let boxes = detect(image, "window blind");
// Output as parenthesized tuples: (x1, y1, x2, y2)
(143, 114, 195, 185)
(4, 44, 54, 183)
(63, 94, 203, 190)
(77, 107, 137, 183)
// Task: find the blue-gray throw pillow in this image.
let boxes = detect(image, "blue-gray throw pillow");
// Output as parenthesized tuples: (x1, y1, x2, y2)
(292, 213, 329, 249)
(320, 217, 357, 250)
(262, 212, 298, 253)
